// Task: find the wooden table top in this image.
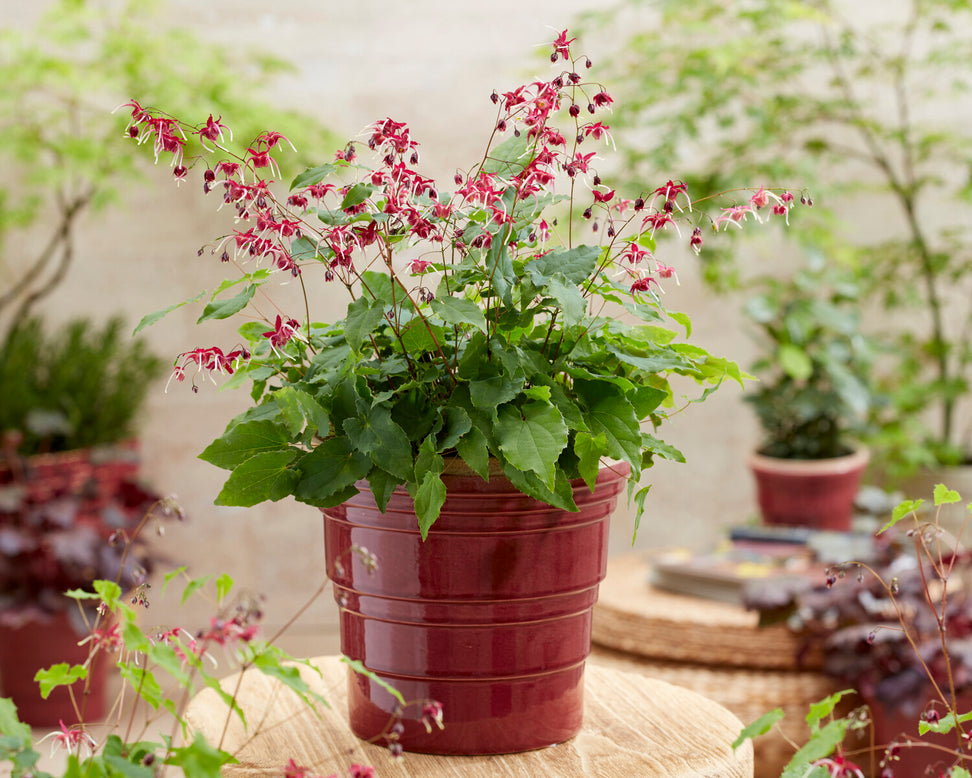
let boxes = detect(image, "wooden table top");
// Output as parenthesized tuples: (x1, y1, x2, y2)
(184, 655, 753, 778)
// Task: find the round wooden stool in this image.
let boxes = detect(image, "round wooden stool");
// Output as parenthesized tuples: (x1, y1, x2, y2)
(185, 655, 753, 777)
(592, 553, 839, 776)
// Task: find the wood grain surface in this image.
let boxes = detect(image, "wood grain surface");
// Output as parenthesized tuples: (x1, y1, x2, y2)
(184, 655, 753, 777)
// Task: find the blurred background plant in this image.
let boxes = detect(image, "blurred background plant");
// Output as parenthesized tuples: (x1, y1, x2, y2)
(0, 0, 339, 455)
(584, 0, 972, 481)
(744, 254, 877, 460)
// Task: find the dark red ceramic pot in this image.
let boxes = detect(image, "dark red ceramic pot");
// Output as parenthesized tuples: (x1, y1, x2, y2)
(0, 611, 108, 726)
(323, 461, 629, 755)
(749, 447, 869, 531)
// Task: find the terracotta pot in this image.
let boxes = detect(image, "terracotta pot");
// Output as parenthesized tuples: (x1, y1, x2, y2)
(0, 610, 108, 726)
(323, 462, 629, 755)
(749, 447, 869, 531)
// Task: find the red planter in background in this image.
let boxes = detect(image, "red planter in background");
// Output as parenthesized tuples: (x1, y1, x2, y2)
(0, 610, 108, 726)
(866, 693, 972, 776)
(749, 447, 869, 531)
(323, 462, 629, 755)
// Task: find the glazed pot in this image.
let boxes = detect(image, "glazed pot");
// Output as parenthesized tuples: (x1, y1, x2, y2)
(749, 447, 869, 531)
(322, 462, 629, 755)
(0, 610, 108, 726)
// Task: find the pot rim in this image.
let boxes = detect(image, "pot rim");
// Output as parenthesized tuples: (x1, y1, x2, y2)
(748, 445, 870, 476)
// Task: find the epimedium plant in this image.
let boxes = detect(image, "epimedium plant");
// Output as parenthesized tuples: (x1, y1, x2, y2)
(125, 30, 799, 537)
(0, 497, 391, 777)
(737, 486, 972, 776)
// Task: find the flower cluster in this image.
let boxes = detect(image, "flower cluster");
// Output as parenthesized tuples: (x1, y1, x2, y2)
(123, 30, 798, 535)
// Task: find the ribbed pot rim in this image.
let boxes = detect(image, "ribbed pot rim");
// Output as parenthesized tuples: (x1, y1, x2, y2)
(748, 445, 870, 476)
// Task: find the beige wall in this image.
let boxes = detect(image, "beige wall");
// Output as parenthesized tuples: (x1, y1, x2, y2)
(5, 0, 762, 640)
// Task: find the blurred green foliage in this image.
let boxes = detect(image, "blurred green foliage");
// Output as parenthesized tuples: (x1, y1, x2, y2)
(585, 0, 972, 476)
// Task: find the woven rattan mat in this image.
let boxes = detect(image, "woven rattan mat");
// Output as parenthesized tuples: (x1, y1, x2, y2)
(593, 552, 820, 670)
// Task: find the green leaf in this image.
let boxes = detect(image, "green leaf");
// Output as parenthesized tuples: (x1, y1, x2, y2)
(547, 276, 588, 326)
(132, 291, 205, 335)
(367, 468, 403, 512)
(483, 132, 532, 176)
(632, 486, 651, 544)
(574, 431, 608, 491)
(732, 708, 785, 750)
(470, 373, 520, 410)
(878, 498, 925, 534)
(806, 689, 856, 732)
(575, 381, 642, 468)
(0, 697, 32, 746)
(216, 574, 234, 604)
(431, 296, 488, 333)
(165, 732, 237, 777)
(295, 438, 371, 506)
(777, 343, 813, 381)
(413, 471, 447, 539)
(343, 405, 414, 481)
(780, 719, 853, 778)
(118, 663, 165, 710)
(199, 420, 293, 470)
(436, 406, 472, 452)
(180, 575, 211, 605)
(341, 657, 406, 706)
(456, 426, 490, 478)
(290, 163, 337, 190)
(934, 483, 961, 505)
(249, 646, 329, 711)
(215, 450, 299, 507)
(273, 386, 330, 437)
(340, 182, 374, 210)
(35, 663, 86, 699)
(528, 245, 602, 285)
(343, 296, 385, 353)
(196, 284, 257, 324)
(919, 709, 972, 735)
(495, 402, 568, 488)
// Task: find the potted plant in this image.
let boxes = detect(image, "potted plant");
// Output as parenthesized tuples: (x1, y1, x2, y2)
(741, 485, 972, 776)
(0, 442, 163, 727)
(589, 0, 972, 487)
(124, 30, 798, 754)
(744, 255, 876, 530)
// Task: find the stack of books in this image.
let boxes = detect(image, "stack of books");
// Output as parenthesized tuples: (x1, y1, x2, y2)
(648, 525, 874, 606)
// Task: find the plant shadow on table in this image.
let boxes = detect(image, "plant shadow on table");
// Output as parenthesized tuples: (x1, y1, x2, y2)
(736, 484, 972, 777)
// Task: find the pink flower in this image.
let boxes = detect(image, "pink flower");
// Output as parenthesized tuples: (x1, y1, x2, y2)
(37, 721, 97, 758)
(408, 259, 433, 274)
(714, 204, 756, 230)
(196, 114, 232, 149)
(262, 315, 301, 350)
(552, 30, 577, 62)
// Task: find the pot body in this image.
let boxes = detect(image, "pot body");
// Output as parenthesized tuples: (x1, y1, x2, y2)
(749, 447, 869, 531)
(0, 610, 107, 726)
(322, 463, 628, 755)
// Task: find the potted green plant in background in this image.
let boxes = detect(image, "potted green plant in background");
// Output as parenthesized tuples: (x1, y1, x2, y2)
(744, 255, 877, 529)
(0, 0, 340, 732)
(583, 0, 972, 489)
(123, 29, 799, 755)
